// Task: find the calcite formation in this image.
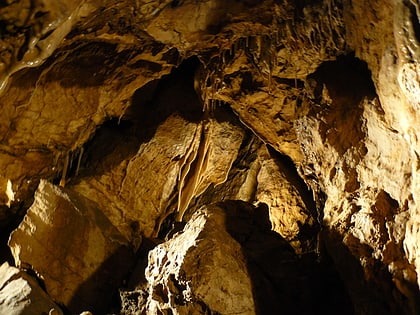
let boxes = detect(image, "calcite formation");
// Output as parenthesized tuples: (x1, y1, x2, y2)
(0, 0, 420, 314)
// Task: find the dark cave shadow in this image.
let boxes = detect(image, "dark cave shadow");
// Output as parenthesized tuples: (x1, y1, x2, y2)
(219, 200, 354, 315)
(324, 229, 420, 315)
(65, 244, 135, 315)
(0, 215, 17, 265)
(0, 201, 31, 265)
(69, 56, 204, 182)
(307, 53, 377, 156)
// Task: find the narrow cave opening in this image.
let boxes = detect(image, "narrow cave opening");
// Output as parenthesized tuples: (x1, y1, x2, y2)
(308, 52, 376, 103)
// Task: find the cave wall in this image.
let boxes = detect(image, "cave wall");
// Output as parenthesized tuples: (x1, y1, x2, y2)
(1, 0, 420, 314)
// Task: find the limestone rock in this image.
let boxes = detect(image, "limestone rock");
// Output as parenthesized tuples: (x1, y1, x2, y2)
(142, 203, 256, 315)
(187, 138, 318, 253)
(185, 134, 264, 213)
(8, 180, 134, 313)
(73, 112, 201, 240)
(0, 0, 177, 220)
(0, 262, 63, 315)
(294, 54, 420, 314)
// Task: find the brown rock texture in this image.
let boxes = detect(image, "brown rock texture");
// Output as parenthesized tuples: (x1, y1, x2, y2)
(131, 203, 257, 315)
(0, 0, 420, 314)
(8, 180, 134, 313)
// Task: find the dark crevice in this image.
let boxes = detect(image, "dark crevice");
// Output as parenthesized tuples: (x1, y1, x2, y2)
(67, 245, 135, 314)
(0, 201, 32, 266)
(221, 200, 353, 315)
(240, 71, 264, 92)
(325, 230, 413, 315)
(308, 53, 376, 155)
(0, 214, 19, 265)
(308, 53, 376, 104)
(408, 0, 420, 43)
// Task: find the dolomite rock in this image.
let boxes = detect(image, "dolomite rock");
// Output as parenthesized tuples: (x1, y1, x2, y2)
(0, 262, 63, 315)
(8, 180, 134, 313)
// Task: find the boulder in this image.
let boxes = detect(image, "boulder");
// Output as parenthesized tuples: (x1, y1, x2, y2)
(8, 180, 134, 313)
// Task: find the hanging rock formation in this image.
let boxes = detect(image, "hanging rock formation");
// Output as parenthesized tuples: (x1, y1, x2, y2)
(1, 0, 420, 314)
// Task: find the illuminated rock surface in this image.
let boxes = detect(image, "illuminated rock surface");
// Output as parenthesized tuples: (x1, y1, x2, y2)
(0, 262, 63, 315)
(0, 0, 420, 314)
(8, 180, 133, 313)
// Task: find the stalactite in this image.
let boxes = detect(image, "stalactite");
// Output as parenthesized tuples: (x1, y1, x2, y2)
(177, 126, 202, 219)
(59, 152, 69, 187)
(176, 120, 211, 222)
(75, 147, 84, 176)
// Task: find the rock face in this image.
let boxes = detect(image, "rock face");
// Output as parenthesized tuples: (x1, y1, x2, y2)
(0, 262, 63, 315)
(1, 0, 420, 314)
(8, 180, 134, 313)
